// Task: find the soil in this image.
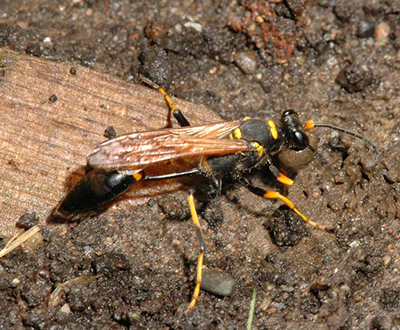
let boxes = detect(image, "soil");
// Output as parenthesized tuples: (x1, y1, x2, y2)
(0, 1, 399, 329)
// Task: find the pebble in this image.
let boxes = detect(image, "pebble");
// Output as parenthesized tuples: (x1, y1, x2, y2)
(234, 51, 257, 74)
(340, 284, 350, 292)
(382, 255, 391, 266)
(375, 22, 391, 43)
(172, 239, 181, 247)
(183, 22, 202, 33)
(259, 297, 271, 311)
(357, 21, 375, 38)
(11, 278, 20, 287)
(200, 269, 235, 297)
(16, 212, 39, 229)
(60, 303, 71, 314)
(58, 228, 67, 236)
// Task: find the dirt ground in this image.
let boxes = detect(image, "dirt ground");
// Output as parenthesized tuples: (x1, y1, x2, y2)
(0, 0, 399, 329)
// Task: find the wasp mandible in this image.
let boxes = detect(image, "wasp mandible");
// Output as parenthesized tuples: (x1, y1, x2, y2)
(55, 77, 378, 312)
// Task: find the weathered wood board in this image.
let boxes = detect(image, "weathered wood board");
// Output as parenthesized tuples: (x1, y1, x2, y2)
(0, 49, 221, 237)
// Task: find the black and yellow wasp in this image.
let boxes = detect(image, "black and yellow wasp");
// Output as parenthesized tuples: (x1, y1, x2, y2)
(55, 77, 378, 312)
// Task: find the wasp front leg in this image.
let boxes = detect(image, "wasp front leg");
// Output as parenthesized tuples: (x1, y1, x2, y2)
(239, 178, 331, 232)
(264, 154, 294, 186)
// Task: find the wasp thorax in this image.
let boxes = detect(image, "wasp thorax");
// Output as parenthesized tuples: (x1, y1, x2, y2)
(239, 119, 283, 152)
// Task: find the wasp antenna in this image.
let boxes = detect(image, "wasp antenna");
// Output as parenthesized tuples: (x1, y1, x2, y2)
(305, 120, 379, 167)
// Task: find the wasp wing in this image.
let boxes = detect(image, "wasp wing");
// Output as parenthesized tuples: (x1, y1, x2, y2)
(88, 121, 249, 170)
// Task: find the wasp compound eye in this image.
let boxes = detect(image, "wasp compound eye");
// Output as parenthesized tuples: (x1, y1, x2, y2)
(292, 130, 310, 150)
(281, 109, 310, 150)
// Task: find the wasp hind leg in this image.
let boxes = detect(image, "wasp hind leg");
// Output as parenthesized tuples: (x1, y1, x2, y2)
(185, 190, 206, 313)
(239, 178, 332, 232)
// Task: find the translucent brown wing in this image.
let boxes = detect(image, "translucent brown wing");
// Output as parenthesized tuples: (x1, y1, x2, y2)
(88, 121, 250, 170)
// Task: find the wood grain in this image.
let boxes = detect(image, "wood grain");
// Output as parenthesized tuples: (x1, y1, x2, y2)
(0, 49, 222, 237)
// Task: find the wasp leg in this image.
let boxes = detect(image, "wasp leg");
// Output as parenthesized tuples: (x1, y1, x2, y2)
(240, 179, 329, 232)
(173, 109, 191, 127)
(264, 155, 293, 186)
(144, 169, 200, 182)
(140, 76, 191, 127)
(209, 176, 221, 199)
(186, 190, 206, 313)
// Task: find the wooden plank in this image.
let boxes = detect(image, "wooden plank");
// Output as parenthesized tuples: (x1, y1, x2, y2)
(0, 49, 222, 237)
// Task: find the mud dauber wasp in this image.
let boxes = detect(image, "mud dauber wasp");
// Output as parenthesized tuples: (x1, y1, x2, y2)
(54, 77, 378, 312)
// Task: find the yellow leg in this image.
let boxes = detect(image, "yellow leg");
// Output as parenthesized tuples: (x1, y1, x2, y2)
(265, 155, 294, 186)
(185, 191, 206, 313)
(263, 191, 327, 231)
(276, 172, 293, 186)
(140, 76, 176, 110)
(244, 182, 329, 232)
(140, 76, 191, 127)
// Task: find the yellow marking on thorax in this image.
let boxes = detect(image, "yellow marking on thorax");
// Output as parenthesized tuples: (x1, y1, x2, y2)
(234, 128, 242, 139)
(268, 120, 278, 139)
(253, 142, 264, 158)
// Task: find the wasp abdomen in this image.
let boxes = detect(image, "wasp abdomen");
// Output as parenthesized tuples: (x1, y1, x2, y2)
(57, 169, 140, 214)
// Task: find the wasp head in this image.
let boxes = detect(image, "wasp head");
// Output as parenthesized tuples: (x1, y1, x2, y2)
(281, 110, 310, 151)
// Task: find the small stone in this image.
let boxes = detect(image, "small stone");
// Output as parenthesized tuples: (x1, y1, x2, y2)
(335, 63, 375, 93)
(312, 192, 320, 199)
(16, 212, 39, 229)
(60, 303, 71, 314)
(259, 297, 271, 311)
(11, 278, 20, 287)
(58, 228, 67, 236)
(382, 255, 391, 266)
(104, 237, 113, 245)
(172, 239, 181, 247)
(104, 126, 116, 139)
(183, 22, 202, 33)
(375, 22, 391, 43)
(234, 51, 257, 74)
(357, 21, 375, 38)
(49, 94, 58, 103)
(209, 66, 218, 74)
(200, 269, 235, 297)
(340, 284, 350, 292)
